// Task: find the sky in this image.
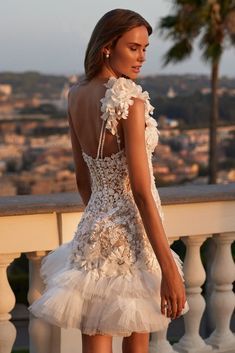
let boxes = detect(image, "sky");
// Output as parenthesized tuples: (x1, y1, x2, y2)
(1, 0, 234, 77)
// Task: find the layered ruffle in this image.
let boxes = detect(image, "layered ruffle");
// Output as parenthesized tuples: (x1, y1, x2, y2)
(28, 241, 189, 336)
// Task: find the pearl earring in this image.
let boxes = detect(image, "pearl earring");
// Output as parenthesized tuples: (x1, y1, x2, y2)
(106, 53, 110, 58)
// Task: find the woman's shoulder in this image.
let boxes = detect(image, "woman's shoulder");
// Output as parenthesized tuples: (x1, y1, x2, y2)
(102, 76, 152, 111)
(105, 76, 148, 98)
(68, 80, 94, 109)
(67, 83, 80, 104)
(100, 76, 154, 135)
(68, 80, 86, 98)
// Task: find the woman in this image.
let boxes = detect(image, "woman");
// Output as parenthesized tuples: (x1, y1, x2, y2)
(29, 8, 189, 353)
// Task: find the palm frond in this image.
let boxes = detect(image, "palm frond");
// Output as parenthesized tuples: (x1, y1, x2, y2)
(157, 16, 175, 39)
(201, 42, 223, 62)
(162, 39, 193, 66)
(220, 0, 235, 19)
(158, 3, 206, 40)
(157, 15, 180, 39)
(229, 33, 235, 45)
(176, 0, 205, 5)
(158, 15, 179, 30)
(158, 0, 234, 67)
(224, 9, 235, 34)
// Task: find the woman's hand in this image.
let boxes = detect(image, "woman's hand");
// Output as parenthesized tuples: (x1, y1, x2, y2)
(160, 269, 187, 320)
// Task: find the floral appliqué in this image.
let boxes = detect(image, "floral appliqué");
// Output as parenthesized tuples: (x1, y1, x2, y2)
(70, 77, 164, 276)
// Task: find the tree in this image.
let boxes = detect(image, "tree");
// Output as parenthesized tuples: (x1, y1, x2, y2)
(158, 0, 235, 183)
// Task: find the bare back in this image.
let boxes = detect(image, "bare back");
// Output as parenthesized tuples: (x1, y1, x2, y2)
(68, 79, 124, 159)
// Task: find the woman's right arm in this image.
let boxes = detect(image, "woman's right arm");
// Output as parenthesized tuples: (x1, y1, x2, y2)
(120, 97, 186, 319)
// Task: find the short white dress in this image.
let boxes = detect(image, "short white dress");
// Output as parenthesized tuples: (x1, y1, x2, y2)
(28, 77, 189, 337)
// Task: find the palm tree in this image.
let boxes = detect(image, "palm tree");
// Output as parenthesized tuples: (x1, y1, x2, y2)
(158, 0, 235, 184)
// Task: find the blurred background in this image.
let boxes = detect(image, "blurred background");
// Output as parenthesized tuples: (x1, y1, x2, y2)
(0, 0, 235, 196)
(0, 1, 234, 352)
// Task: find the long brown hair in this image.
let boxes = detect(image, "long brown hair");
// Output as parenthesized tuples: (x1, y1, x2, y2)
(84, 9, 152, 81)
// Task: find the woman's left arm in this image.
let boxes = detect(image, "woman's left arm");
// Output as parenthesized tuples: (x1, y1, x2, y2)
(67, 106, 92, 206)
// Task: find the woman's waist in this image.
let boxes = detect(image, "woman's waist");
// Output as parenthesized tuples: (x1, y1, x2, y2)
(87, 189, 135, 208)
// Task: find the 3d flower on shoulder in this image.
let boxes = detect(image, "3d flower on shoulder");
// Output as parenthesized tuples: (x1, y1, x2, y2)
(100, 76, 155, 136)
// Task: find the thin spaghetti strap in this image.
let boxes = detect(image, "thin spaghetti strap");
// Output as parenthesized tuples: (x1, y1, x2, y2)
(96, 120, 106, 159)
(99, 124, 106, 159)
(116, 131, 121, 152)
(96, 120, 122, 159)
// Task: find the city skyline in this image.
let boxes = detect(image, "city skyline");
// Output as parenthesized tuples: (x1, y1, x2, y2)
(1, 0, 235, 77)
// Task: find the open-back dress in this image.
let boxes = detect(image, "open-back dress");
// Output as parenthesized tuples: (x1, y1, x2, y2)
(28, 76, 189, 336)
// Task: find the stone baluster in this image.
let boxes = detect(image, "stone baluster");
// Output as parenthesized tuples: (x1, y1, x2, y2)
(205, 232, 235, 351)
(149, 236, 180, 353)
(27, 251, 53, 353)
(0, 253, 20, 353)
(173, 235, 213, 353)
(149, 329, 175, 353)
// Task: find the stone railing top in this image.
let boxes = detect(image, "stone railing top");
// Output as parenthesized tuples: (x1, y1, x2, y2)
(0, 183, 234, 217)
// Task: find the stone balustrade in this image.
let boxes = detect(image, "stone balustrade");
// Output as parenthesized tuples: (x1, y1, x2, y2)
(0, 184, 234, 353)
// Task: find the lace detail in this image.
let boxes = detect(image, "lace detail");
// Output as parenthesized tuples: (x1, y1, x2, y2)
(69, 77, 165, 274)
(28, 76, 189, 335)
(70, 148, 161, 275)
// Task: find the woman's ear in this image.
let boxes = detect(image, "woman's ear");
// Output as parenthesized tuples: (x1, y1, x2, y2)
(103, 45, 111, 58)
(103, 44, 111, 57)
(104, 49, 110, 57)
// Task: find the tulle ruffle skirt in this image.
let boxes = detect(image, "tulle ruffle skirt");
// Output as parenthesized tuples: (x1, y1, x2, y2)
(28, 241, 189, 337)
